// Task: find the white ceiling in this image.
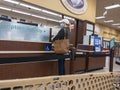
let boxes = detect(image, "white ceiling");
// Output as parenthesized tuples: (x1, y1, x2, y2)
(1, 0, 120, 31)
(96, 0, 120, 30)
(0, 0, 75, 23)
(0, 0, 62, 21)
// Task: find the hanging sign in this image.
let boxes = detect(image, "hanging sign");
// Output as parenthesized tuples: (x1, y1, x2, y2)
(61, 0, 88, 14)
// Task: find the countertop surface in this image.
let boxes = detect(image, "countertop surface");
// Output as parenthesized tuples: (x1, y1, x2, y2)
(0, 50, 109, 54)
(76, 49, 109, 53)
(0, 51, 55, 54)
(0, 39, 52, 44)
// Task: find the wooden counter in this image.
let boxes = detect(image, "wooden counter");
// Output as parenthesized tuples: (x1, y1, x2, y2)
(75, 49, 109, 72)
(0, 40, 109, 80)
(0, 40, 53, 58)
(0, 40, 58, 80)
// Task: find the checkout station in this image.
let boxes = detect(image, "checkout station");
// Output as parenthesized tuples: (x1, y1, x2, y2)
(0, 0, 119, 90)
(0, 0, 114, 80)
(0, 19, 112, 80)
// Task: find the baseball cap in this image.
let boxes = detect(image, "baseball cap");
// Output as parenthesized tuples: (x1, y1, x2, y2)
(59, 19, 70, 24)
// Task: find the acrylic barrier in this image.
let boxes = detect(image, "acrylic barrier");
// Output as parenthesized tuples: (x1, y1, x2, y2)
(0, 21, 50, 42)
(0, 72, 120, 90)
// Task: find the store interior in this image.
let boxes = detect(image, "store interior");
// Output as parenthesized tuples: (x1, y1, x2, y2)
(0, 0, 120, 89)
(0, 0, 119, 81)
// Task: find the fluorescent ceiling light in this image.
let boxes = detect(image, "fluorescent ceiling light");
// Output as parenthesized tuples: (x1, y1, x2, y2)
(0, 7, 59, 22)
(104, 20, 114, 23)
(118, 26, 120, 28)
(3, 0, 61, 17)
(0, 6, 11, 11)
(0, 3, 60, 22)
(31, 14, 46, 19)
(32, 14, 59, 22)
(4, 0, 19, 4)
(12, 10, 31, 15)
(103, 10, 107, 16)
(64, 16, 75, 21)
(96, 16, 105, 19)
(112, 23, 120, 26)
(42, 10, 61, 17)
(46, 18, 59, 22)
(20, 3, 61, 17)
(20, 3, 42, 11)
(105, 4, 120, 10)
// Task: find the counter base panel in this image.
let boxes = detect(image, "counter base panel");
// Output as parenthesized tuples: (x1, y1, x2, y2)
(74, 58, 86, 71)
(88, 57, 106, 70)
(0, 60, 70, 80)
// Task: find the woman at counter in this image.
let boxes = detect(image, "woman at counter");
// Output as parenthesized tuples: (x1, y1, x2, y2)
(52, 18, 70, 75)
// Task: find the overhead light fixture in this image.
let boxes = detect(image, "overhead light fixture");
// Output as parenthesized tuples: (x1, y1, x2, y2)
(0, 6, 11, 11)
(12, 10, 31, 15)
(96, 16, 105, 19)
(105, 4, 120, 10)
(112, 23, 120, 26)
(0, 2, 60, 23)
(0, 6, 59, 22)
(118, 26, 120, 28)
(42, 10, 61, 17)
(103, 10, 107, 16)
(31, 14, 46, 19)
(3, 0, 61, 17)
(46, 18, 59, 22)
(4, 0, 19, 4)
(20, 3, 42, 11)
(32, 14, 59, 22)
(20, 3, 61, 17)
(104, 20, 114, 23)
(64, 16, 75, 21)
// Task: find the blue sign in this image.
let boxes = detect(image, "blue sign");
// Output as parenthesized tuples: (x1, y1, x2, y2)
(45, 44, 52, 51)
(94, 36, 102, 53)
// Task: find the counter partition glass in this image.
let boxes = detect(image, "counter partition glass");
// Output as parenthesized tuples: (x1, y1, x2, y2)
(0, 20, 50, 43)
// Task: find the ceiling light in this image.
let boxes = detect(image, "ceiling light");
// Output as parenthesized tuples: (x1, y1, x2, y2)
(46, 18, 59, 22)
(64, 16, 75, 21)
(4, 0, 61, 17)
(31, 14, 46, 19)
(4, 0, 19, 4)
(104, 20, 114, 23)
(96, 16, 105, 19)
(12, 10, 31, 15)
(0, 6, 11, 11)
(0, 6, 59, 22)
(42, 10, 61, 17)
(32, 14, 59, 22)
(103, 10, 107, 16)
(112, 23, 120, 26)
(20, 3, 61, 17)
(105, 4, 120, 10)
(118, 26, 120, 28)
(20, 3, 42, 11)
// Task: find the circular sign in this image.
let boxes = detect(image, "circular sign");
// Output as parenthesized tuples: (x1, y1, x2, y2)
(61, 0, 88, 14)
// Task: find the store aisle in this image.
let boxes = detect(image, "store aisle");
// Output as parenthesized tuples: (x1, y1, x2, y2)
(113, 58, 120, 72)
(105, 57, 120, 72)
